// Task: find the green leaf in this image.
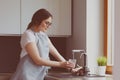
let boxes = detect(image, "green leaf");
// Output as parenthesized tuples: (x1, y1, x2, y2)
(97, 56, 107, 66)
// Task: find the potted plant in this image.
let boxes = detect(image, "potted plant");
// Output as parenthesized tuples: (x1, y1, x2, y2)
(97, 56, 107, 76)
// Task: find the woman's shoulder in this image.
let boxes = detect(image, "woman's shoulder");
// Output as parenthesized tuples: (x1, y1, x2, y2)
(20, 29, 36, 48)
(23, 29, 35, 36)
(21, 29, 36, 43)
(21, 29, 35, 41)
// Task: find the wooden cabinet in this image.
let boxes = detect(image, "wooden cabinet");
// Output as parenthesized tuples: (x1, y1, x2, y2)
(0, 0, 20, 34)
(0, 0, 71, 36)
(21, 0, 71, 37)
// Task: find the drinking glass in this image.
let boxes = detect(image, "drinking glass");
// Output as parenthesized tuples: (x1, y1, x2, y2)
(68, 59, 76, 67)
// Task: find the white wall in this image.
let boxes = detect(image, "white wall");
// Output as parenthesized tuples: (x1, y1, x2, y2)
(86, 0, 104, 73)
(114, 0, 120, 80)
(67, 0, 104, 74)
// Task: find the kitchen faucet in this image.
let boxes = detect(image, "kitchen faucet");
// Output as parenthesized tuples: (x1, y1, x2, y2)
(80, 52, 90, 76)
(79, 51, 87, 67)
(72, 49, 86, 67)
(72, 49, 90, 76)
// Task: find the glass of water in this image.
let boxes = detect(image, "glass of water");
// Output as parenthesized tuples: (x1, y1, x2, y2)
(68, 59, 76, 67)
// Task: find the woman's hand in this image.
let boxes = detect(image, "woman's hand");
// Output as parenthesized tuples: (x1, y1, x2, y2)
(71, 67, 82, 73)
(60, 61, 75, 69)
(71, 67, 85, 76)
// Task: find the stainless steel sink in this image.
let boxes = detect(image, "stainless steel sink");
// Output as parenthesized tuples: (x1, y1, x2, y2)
(45, 72, 85, 80)
(47, 73, 106, 78)
(46, 72, 81, 78)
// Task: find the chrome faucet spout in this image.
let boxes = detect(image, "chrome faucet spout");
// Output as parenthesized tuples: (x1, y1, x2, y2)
(79, 52, 90, 76)
(80, 53, 86, 59)
(80, 52, 87, 67)
(72, 49, 87, 67)
(72, 49, 85, 59)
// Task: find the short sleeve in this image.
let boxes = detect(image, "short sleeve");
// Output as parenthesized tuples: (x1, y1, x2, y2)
(20, 30, 35, 48)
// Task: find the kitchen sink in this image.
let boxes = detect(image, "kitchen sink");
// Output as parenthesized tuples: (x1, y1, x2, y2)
(47, 72, 82, 78)
(45, 72, 84, 80)
(46, 72, 107, 78)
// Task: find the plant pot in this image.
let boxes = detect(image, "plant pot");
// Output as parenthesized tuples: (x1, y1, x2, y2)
(97, 66, 106, 76)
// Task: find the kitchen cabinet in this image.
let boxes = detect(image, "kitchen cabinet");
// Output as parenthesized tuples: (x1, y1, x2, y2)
(0, 0, 71, 36)
(21, 0, 71, 37)
(0, 0, 20, 34)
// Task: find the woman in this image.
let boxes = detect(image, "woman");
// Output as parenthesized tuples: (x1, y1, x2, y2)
(10, 9, 75, 80)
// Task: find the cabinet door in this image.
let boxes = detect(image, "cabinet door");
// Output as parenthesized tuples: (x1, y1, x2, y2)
(0, 0, 20, 34)
(21, 0, 71, 37)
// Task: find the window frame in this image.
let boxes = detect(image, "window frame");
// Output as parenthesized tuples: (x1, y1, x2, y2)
(104, 0, 114, 74)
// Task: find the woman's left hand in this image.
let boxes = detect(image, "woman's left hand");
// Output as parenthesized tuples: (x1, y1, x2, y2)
(66, 61, 76, 69)
(60, 61, 75, 69)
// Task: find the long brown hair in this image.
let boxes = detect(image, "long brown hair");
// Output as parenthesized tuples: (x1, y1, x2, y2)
(27, 9, 52, 29)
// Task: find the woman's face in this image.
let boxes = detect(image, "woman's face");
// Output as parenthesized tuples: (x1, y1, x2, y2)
(39, 17, 52, 32)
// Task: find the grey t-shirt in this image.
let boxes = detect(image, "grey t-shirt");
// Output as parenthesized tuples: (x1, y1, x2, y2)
(10, 29, 50, 80)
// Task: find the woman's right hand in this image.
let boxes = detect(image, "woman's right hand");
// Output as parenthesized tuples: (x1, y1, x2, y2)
(60, 61, 75, 69)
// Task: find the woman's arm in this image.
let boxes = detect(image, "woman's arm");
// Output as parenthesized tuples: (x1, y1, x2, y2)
(48, 38, 66, 62)
(25, 42, 74, 68)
